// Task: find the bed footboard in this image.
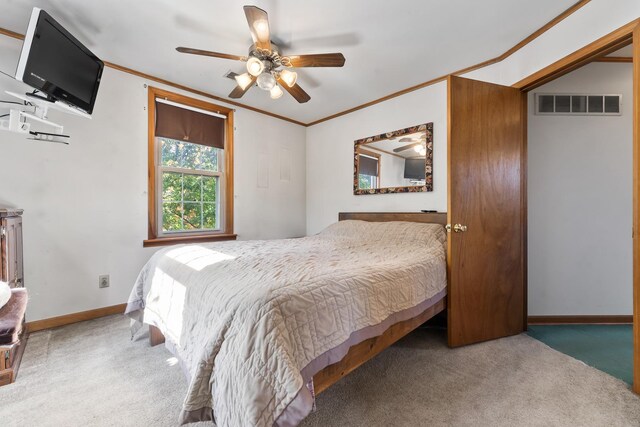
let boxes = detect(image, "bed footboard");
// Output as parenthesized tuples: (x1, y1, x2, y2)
(147, 296, 446, 393)
(313, 296, 446, 394)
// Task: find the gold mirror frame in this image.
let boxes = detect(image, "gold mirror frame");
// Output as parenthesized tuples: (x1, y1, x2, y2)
(353, 122, 433, 195)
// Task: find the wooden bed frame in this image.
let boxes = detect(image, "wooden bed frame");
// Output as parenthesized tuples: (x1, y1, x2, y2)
(149, 211, 448, 395)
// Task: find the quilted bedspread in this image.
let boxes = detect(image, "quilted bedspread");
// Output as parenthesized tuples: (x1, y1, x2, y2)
(125, 220, 447, 427)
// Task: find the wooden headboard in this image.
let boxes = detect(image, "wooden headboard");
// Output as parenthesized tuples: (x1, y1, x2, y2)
(338, 212, 447, 225)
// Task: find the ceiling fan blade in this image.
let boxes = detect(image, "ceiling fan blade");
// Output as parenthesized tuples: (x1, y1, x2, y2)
(285, 53, 346, 67)
(176, 47, 246, 61)
(277, 77, 310, 103)
(393, 142, 421, 153)
(228, 76, 257, 99)
(244, 6, 271, 52)
(224, 71, 240, 80)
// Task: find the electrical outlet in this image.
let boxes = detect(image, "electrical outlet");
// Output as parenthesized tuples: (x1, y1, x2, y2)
(98, 275, 110, 288)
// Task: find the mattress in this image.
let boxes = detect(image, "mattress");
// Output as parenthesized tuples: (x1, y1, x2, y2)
(125, 220, 447, 426)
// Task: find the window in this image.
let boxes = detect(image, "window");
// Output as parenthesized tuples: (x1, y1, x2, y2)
(145, 87, 235, 247)
(357, 151, 380, 189)
(158, 139, 221, 233)
(359, 173, 377, 189)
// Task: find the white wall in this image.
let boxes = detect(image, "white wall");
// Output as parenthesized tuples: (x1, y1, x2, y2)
(378, 152, 412, 188)
(306, 0, 640, 236)
(2, 0, 638, 320)
(305, 0, 639, 315)
(305, 81, 447, 234)
(0, 36, 306, 321)
(528, 62, 632, 315)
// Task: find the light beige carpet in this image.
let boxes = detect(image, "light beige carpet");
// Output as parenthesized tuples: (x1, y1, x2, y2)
(1, 315, 639, 426)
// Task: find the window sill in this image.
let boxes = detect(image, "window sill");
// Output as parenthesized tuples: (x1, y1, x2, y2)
(143, 233, 237, 247)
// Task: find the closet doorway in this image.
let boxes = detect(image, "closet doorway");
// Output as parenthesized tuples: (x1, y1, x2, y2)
(512, 22, 640, 393)
(526, 46, 633, 385)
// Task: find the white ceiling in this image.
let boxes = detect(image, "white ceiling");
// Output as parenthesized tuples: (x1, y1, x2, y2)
(0, 0, 577, 124)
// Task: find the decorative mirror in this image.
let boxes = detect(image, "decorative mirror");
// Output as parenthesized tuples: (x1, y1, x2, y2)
(353, 122, 433, 195)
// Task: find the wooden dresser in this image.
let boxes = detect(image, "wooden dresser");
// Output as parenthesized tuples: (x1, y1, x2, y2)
(0, 208, 23, 288)
(0, 208, 26, 386)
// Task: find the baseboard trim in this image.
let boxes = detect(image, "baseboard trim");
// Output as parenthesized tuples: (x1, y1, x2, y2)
(528, 315, 633, 325)
(25, 309, 632, 332)
(26, 303, 127, 333)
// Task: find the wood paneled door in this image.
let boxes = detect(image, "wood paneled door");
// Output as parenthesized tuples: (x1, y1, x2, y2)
(447, 75, 526, 347)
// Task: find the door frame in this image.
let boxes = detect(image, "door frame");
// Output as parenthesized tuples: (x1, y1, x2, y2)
(510, 18, 640, 393)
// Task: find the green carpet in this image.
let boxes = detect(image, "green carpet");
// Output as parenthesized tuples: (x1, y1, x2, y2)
(528, 325, 633, 385)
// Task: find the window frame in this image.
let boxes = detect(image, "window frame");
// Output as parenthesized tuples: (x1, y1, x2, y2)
(144, 87, 236, 247)
(356, 149, 381, 189)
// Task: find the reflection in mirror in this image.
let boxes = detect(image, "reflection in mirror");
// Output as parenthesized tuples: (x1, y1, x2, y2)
(354, 123, 433, 195)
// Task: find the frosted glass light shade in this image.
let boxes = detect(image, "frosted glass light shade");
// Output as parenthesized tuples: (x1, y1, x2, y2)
(257, 72, 276, 90)
(246, 57, 265, 76)
(235, 73, 254, 90)
(270, 85, 283, 99)
(279, 69, 297, 87)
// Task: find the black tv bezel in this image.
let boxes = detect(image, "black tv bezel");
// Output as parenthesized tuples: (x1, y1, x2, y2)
(403, 158, 426, 180)
(17, 9, 104, 115)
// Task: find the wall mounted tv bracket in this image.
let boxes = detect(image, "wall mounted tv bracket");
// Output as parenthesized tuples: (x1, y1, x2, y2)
(0, 90, 90, 144)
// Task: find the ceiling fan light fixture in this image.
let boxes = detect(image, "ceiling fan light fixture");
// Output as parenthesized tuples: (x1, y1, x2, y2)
(413, 145, 423, 153)
(235, 73, 254, 90)
(270, 85, 283, 99)
(177, 6, 345, 104)
(246, 57, 265, 76)
(257, 72, 276, 90)
(279, 69, 298, 87)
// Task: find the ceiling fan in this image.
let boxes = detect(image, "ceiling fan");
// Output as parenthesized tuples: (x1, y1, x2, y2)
(176, 5, 346, 103)
(393, 135, 428, 155)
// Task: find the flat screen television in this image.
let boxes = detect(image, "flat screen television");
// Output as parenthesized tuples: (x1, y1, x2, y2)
(15, 8, 104, 115)
(403, 158, 426, 180)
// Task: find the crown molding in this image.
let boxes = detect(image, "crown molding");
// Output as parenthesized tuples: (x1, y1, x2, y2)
(0, 26, 23, 40)
(0, 27, 306, 127)
(103, 62, 306, 126)
(0, 0, 591, 127)
(593, 56, 633, 63)
(513, 17, 637, 90)
(306, 0, 591, 126)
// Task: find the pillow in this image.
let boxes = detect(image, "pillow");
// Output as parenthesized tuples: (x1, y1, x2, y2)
(319, 219, 446, 247)
(0, 281, 10, 310)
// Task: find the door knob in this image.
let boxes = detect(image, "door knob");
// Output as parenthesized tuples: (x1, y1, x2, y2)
(446, 223, 467, 233)
(453, 224, 467, 233)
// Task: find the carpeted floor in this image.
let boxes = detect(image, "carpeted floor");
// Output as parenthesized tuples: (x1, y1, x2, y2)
(528, 324, 633, 385)
(2, 315, 640, 427)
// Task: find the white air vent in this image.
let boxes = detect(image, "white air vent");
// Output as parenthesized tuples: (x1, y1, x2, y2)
(535, 93, 622, 116)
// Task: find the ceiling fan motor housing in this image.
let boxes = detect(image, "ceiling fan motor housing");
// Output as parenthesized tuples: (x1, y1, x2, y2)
(249, 43, 287, 69)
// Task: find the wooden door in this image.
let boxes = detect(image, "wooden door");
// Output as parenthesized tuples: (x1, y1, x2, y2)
(447, 75, 526, 347)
